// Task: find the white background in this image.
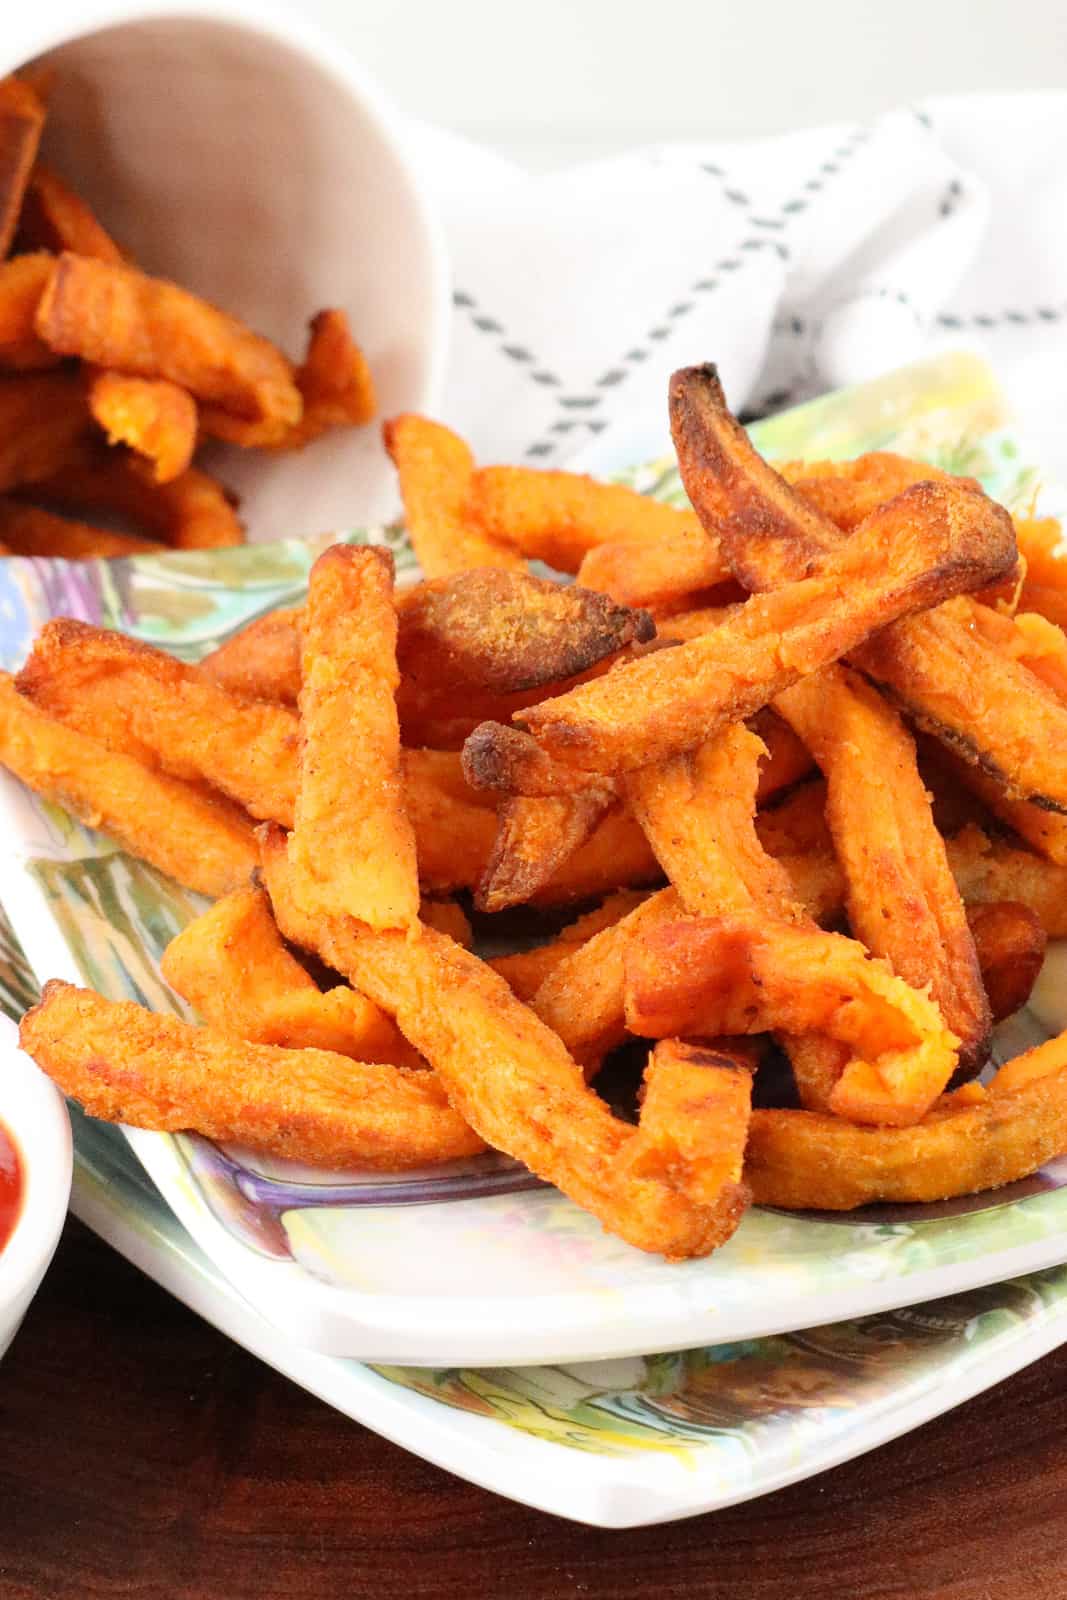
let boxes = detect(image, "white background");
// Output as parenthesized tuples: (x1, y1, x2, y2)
(305, 0, 1067, 162)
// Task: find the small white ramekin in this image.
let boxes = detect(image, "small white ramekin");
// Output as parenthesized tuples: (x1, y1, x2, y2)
(0, 1016, 72, 1361)
(2, 0, 451, 534)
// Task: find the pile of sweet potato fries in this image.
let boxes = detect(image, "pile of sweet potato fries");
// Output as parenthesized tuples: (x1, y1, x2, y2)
(16, 359, 1067, 1261)
(0, 71, 375, 556)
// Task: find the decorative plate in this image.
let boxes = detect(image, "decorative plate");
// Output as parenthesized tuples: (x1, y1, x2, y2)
(4, 349, 1067, 1367)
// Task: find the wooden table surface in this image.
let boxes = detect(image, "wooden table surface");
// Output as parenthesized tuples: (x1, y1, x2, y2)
(1, 1218, 1065, 1600)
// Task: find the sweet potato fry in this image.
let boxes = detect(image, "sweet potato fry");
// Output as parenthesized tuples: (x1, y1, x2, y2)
(535, 802, 659, 905)
(384, 415, 525, 578)
(289, 545, 419, 930)
(418, 898, 473, 948)
(200, 606, 302, 705)
(0, 253, 59, 369)
(626, 914, 960, 1127)
(747, 1030, 1067, 1209)
(0, 673, 256, 897)
(0, 372, 92, 492)
(27, 450, 244, 547)
(511, 475, 1015, 779)
(260, 824, 744, 1257)
(20, 980, 483, 1168)
(160, 886, 420, 1066)
(88, 371, 197, 483)
(0, 499, 163, 558)
(17, 164, 124, 263)
(576, 525, 727, 610)
(774, 665, 990, 1074)
(779, 452, 963, 531)
(946, 823, 1067, 937)
(400, 747, 499, 894)
(750, 708, 814, 800)
(0, 76, 45, 258)
(35, 253, 301, 426)
(965, 901, 1046, 1023)
(639, 1039, 752, 1210)
(469, 464, 714, 575)
(474, 787, 616, 913)
(943, 749, 1067, 864)
(489, 890, 649, 1000)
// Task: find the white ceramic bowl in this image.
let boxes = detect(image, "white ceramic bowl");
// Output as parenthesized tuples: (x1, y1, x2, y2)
(3, 0, 450, 534)
(0, 1016, 72, 1361)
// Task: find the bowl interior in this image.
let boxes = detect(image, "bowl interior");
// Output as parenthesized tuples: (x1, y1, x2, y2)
(22, 11, 448, 533)
(0, 1018, 71, 1327)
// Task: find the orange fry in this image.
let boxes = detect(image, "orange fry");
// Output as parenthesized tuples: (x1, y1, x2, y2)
(474, 787, 616, 913)
(384, 415, 525, 578)
(0, 76, 45, 258)
(89, 371, 197, 483)
(0, 372, 92, 492)
(639, 1039, 752, 1210)
(20, 981, 483, 1169)
(17, 164, 124, 263)
(946, 823, 1067, 937)
(0, 499, 163, 559)
(576, 525, 727, 610)
(289, 545, 419, 930)
(778, 451, 962, 531)
(0, 253, 59, 370)
(26, 450, 244, 548)
(200, 606, 301, 705)
(489, 890, 649, 1000)
(35, 252, 300, 427)
(965, 901, 1046, 1023)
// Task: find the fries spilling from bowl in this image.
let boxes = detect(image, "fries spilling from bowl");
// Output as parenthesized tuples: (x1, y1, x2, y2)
(15, 353, 1067, 1261)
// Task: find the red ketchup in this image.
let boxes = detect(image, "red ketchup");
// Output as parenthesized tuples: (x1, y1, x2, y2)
(0, 1124, 21, 1252)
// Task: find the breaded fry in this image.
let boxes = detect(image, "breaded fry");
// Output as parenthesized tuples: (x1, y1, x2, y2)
(290, 545, 419, 930)
(17, 164, 124, 262)
(489, 890, 649, 1000)
(160, 886, 419, 1066)
(774, 665, 990, 1074)
(88, 371, 197, 483)
(260, 824, 743, 1257)
(0, 372, 92, 492)
(779, 452, 963, 531)
(27, 450, 244, 547)
(0, 76, 45, 258)
(35, 253, 301, 427)
(418, 898, 473, 948)
(469, 464, 714, 574)
(511, 475, 1015, 779)
(0, 253, 59, 370)
(965, 901, 1046, 1023)
(475, 787, 616, 913)
(0, 499, 163, 559)
(0, 673, 256, 897)
(639, 1039, 751, 1210)
(576, 525, 727, 610)
(624, 915, 960, 1126)
(201, 606, 302, 705)
(946, 823, 1067, 937)
(20, 980, 483, 1168)
(384, 415, 525, 578)
(747, 1030, 1067, 1209)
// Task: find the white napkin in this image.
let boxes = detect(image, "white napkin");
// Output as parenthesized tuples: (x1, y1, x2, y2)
(407, 93, 1067, 480)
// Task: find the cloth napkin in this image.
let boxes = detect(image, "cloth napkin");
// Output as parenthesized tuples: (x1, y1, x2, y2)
(407, 93, 1067, 481)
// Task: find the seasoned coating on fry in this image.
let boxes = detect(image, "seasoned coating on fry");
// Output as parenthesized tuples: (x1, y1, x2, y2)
(461, 721, 603, 795)
(0, 372, 92, 492)
(0, 253, 59, 370)
(35, 253, 301, 427)
(779, 452, 964, 531)
(400, 747, 499, 894)
(624, 915, 959, 1126)
(260, 825, 743, 1257)
(419, 897, 473, 949)
(576, 525, 727, 611)
(290, 545, 419, 930)
(18, 620, 299, 823)
(750, 708, 814, 800)
(0, 673, 256, 897)
(20, 980, 483, 1168)
(89, 371, 197, 483)
(469, 464, 715, 575)
(161, 886, 420, 1065)
(0, 76, 45, 259)
(639, 1039, 751, 1211)
(200, 606, 302, 705)
(514, 475, 1016, 779)
(774, 665, 990, 1075)
(489, 890, 649, 1000)
(0, 499, 163, 559)
(946, 823, 1067, 937)
(534, 802, 659, 905)
(475, 787, 616, 913)
(747, 1031, 1067, 1209)
(17, 163, 124, 262)
(26, 450, 244, 548)
(965, 901, 1046, 1024)
(384, 415, 525, 578)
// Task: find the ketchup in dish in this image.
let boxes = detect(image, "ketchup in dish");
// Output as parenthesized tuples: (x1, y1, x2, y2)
(0, 1123, 21, 1252)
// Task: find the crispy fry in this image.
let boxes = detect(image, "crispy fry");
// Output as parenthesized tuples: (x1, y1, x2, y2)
(469, 464, 713, 574)
(200, 606, 302, 705)
(419, 898, 473, 948)
(384, 415, 525, 578)
(88, 371, 197, 483)
(624, 915, 960, 1126)
(774, 665, 990, 1074)
(750, 708, 814, 800)
(475, 787, 616, 913)
(160, 886, 420, 1066)
(0, 499, 163, 558)
(0, 673, 256, 897)
(511, 474, 1015, 780)
(747, 1031, 1067, 1209)
(0, 76, 45, 259)
(21, 980, 483, 1168)
(943, 746, 1067, 864)
(946, 823, 1067, 937)
(535, 802, 659, 905)
(965, 901, 1046, 1023)
(0, 253, 59, 369)
(27, 450, 244, 548)
(290, 545, 419, 930)
(35, 253, 300, 427)
(400, 746, 499, 894)
(461, 721, 604, 795)
(1013, 516, 1067, 593)
(489, 890, 649, 1000)
(576, 525, 727, 610)
(260, 824, 743, 1256)
(779, 452, 963, 531)
(17, 164, 124, 263)
(0, 372, 92, 491)
(639, 1039, 751, 1209)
